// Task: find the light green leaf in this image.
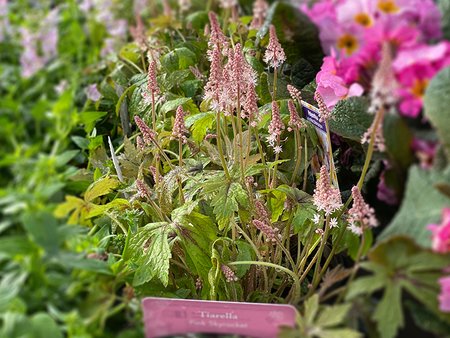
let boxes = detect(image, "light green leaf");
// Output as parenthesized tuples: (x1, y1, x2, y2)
(160, 97, 191, 115)
(30, 313, 63, 338)
(303, 294, 319, 325)
(424, 66, 450, 156)
(84, 176, 120, 202)
(378, 166, 450, 247)
(318, 328, 362, 338)
(373, 282, 404, 338)
(316, 304, 352, 328)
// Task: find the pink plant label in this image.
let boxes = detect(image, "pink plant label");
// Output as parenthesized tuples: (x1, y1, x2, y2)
(142, 297, 297, 338)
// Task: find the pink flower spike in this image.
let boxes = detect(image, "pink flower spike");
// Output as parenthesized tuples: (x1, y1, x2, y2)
(208, 12, 228, 49)
(314, 92, 332, 123)
(287, 85, 302, 104)
(221, 264, 238, 282)
(147, 59, 160, 95)
(172, 105, 188, 143)
(428, 208, 450, 254)
(252, 219, 281, 243)
(287, 100, 304, 131)
(313, 166, 343, 216)
(438, 276, 450, 312)
(134, 116, 156, 145)
(250, 0, 269, 29)
(347, 186, 378, 233)
(267, 101, 284, 147)
(204, 46, 223, 110)
(263, 25, 286, 69)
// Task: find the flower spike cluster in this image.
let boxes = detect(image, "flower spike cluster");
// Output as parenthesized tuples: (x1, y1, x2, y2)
(267, 101, 284, 151)
(172, 105, 188, 143)
(347, 186, 378, 236)
(208, 12, 228, 50)
(250, 0, 269, 29)
(313, 166, 343, 217)
(134, 116, 156, 145)
(287, 84, 302, 104)
(314, 92, 332, 122)
(221, 264, 238, 282)
(252, 200, 281, 243)
(287, 100, 305, 131)
(263, 25, 286, 69)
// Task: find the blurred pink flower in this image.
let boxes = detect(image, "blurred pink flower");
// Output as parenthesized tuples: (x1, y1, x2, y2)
(428, 208, 450, 254)
(377, 169, 397, 205)
(396, 64, 435, 117)
(411, 138, 437, 169)
(438, 276, 450, 312)
(336, 0, 376, 28)
(86, 84, 101, 102)
(316, 53, 364, 109)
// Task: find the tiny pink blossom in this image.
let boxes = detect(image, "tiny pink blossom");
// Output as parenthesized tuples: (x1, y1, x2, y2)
(287, 85, 302, 104)
(428, 208, 450, 254)
(263, 25, 286, 69)
(221, 264, 238, 282)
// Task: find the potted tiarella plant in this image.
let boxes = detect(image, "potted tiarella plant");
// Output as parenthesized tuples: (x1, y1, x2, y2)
(3, 0, 448, 337)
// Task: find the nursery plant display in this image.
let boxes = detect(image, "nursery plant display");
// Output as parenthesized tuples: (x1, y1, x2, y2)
(1, 0, 450, 337)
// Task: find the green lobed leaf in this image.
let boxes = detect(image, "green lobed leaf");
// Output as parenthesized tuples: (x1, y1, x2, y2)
(373, 282, 404, 338)
(378, 166, 450, 247)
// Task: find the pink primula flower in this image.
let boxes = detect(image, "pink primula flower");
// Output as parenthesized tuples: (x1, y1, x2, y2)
(428, 208, 450, 254)
(438, 276, 450, 313)
(316, 53, 364, 109)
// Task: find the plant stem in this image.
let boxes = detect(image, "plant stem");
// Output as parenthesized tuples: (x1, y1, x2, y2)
(271, 135, 281, 188)
(254, 127, 269, 189)
(314, 107, 385, 287)
(309, 216, 331, 291)
(229, 261, 300, 304)
(216, 113, 231, 180)
(303, 136, 308, 191)
(291, 129, 302, 185)
(336, 231, 366, 303)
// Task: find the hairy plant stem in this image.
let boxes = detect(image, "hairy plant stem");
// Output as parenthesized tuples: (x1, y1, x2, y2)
(216, 112, 231, 181)
(270, 135, 281, 188)
(310, 216, 331, 292)
(254, 127, 269, 189)
(336, 231, 366, 303)
(234, 223, 269, 291)
(291, 129, 303, 185)
(272, 67, 278, 100)
(236, 93, 245, 181)
(303, 136, 308, 191)
(178, 138, 185, 204)
(313, 106, 385, 291)
(229, 261, 300, 304)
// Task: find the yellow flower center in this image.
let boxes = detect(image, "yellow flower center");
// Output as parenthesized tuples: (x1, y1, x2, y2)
(337, 34, 359, 55)
(411, 79, 429, 98)
(354, 12, 372, 27)
(377, 0, 399, 14)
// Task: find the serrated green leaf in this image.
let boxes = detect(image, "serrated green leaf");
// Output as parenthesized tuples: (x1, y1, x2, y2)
(160, 97, 191, 115)
(84, 176, 120, 202)
(303, 294, 319, 325)
(127, 222, 172, 286)
(373, 282, 403, 338)
(379, 166, 450, 247)
(316, 304, 352, 328)
(211, 182, 247, 230)
(345, 275, 386, 300)
(186, 112, 215, 143)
